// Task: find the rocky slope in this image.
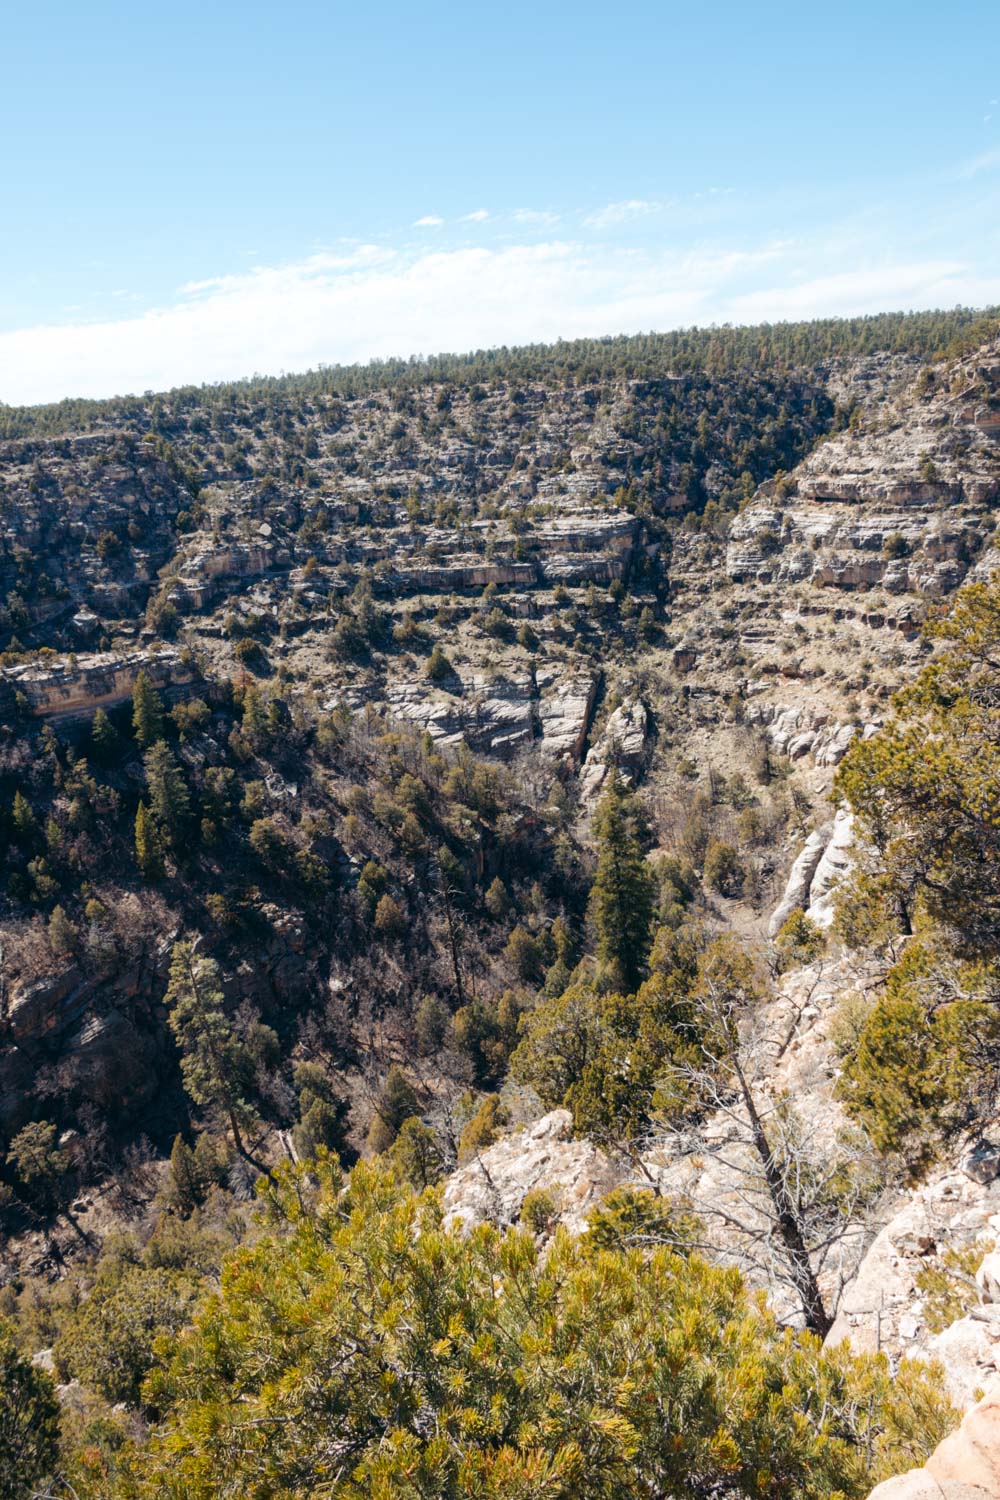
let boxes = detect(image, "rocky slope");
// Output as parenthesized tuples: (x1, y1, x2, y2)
(2, 315, 1000, 1493)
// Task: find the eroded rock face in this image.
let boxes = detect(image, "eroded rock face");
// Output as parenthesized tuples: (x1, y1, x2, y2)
(768, 808, 854, 933)
(728, 339, 1000, 603)
(0, 648, 194, 722)
(383, 665, 599, 762)
(580, 698, 652, 804)
(807, 807, 854, 927)
(442, 1109, 617, 1234)
(827, 1171, 1000, 1405)
(768, 825, 831, 936)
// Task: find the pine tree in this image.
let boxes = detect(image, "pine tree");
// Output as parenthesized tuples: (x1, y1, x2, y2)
(241, 681, 268, 749)
(104, 1158, 956, 1500)
(47, 904, 78, 956)
(168, 1133, 203, 1214)
(144, 742, 191, 848)
(588, 775, 655, 992)
(11, 790, 36, 844)
(90, 706, 119, 761)
(131, 669, 165, 747)
(165, 941, 255, 1158)
(134, 800, 165, 880)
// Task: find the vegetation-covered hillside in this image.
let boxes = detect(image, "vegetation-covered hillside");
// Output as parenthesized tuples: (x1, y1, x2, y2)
(2, 309, 1000, 1498)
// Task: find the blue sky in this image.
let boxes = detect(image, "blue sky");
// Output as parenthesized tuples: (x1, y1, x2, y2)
(2, 0, 999, 403)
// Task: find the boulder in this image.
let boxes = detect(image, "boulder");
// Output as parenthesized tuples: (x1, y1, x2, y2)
(442, 1109, 616, 1234)
(977, 1254, 1000, 1305)
(964, 1144, 1000, 1186)
(926, 1317, 1000, 1410)
(869, 1385, 1000, 1500)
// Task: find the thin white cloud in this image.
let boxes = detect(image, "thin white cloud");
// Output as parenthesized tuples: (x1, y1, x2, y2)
(956, 145, 1000, 179)
(3, 241, 999, 406)
(461, 209, 489, 222)
(727, 261, 978, 322)
(413, 214, 445, 227)
(584, 198, 658, 230)
(512, 209, 560, 226)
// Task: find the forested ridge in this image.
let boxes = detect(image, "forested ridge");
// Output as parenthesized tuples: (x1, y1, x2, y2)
(1, 306, 993, 440)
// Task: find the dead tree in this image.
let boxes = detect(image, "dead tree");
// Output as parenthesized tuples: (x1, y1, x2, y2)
(661, 936, 880, 1337)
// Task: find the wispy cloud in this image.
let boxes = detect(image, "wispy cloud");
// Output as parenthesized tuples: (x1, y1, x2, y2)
(460, 208, 489, 222)
(5, 236, 997, 407)
(413, 214, 445, 227)
(956, 145, 1000, 179)
(583, 198, 658, 230)
(512, 209, 561, 226)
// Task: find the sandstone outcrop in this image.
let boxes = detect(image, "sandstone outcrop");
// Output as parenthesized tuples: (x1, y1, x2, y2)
(0, 647, 195, 722)
(728, 339, 1000, 604)
(868, 1386, 1000, 1500)
(442, 1108, 616, 1234)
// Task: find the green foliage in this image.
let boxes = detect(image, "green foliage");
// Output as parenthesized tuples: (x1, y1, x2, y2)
(831, 576, 1000, 1165)
(774, 907, 827, 971)
(248, 816, 289, 873)
(519, 1186, 558, 1233)
(170, 697, 211, 740)
(451, 993, 523, 1087)
(588, 775, 655, 992)
(134, 800, 165, 880)
(233, 636, 264, 665)
(144, 742, 191, 849)
(584, 1188, 700, 1253)
(702, 837, 744, 896)
(102, 1160, 955, 1500)
(47, 902, 78, 955)
(373, 892, 406, 939)
(367, 1066, 421, 1155)
(55, 1258, 201, 1408)
(387, 1117, 445, 1188)
(836, 939, 1000, 1166)
(426, 642, 453, 681)
(167, 1135, 204, 1215)
(916, 1239, 994, 1334)
(131, 670, 165, 747)
(6, 1120, 68, 1210)
(512, 927, 706, 1141)
(504, 922, 543, 981)
(457, 1094, 509, 1163)
(90, 707, 120, 761)
(10, 790, 36, 844)
(165, 942, 257, 1157)
(834, 576, 1000, 953)
(484, 875, 510, 919)
(0, 1315, 60, 1500)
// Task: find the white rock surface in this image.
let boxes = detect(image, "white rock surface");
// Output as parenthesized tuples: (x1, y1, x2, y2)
(807, 808, 854, 926)
(442, 1109, 616, 1234)
(768, 825, 832, 937)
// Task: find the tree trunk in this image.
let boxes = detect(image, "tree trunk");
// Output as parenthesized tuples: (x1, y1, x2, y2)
(732, 1052, 832, 1337)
